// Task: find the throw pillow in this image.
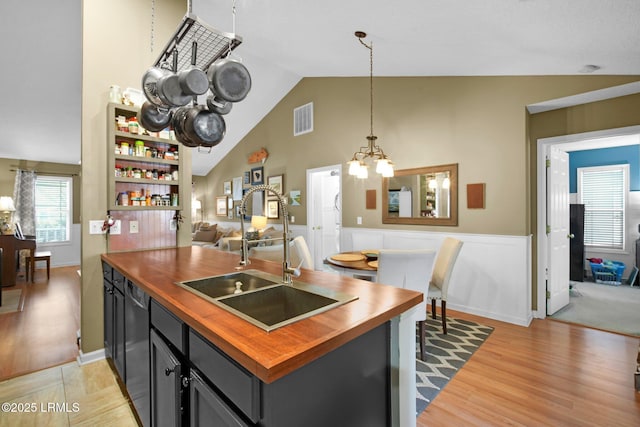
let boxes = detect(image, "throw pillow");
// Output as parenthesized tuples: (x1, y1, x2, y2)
(193, 228, 217, 242)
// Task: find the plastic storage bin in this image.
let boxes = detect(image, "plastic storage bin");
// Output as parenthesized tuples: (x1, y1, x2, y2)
(589, 261, 625, 285)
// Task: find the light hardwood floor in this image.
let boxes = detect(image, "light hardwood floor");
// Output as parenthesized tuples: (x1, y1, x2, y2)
(1, 266, 639, 426)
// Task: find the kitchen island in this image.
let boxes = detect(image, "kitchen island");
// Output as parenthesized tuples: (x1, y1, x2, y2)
(102, 246, 422, 426)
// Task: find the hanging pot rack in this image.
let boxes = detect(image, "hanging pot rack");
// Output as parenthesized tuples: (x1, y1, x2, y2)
(153, 14, 242, 73)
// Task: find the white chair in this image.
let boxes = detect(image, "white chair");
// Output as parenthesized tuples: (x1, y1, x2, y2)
(377, 249, 436, 361)
(248, 236, 313, 270)
(292, 236, 314, 269)
(427, 237, 463, 335)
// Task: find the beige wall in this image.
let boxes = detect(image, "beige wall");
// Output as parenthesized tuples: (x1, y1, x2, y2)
(0, 158, 81, 224)
(81, 0, 186, 353)
(200, 76, 640, 237)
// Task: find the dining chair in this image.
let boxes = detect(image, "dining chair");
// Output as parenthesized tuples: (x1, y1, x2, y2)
(291, 236, 314, 269)
(427, 237, 463, 335)
(377, 249, 436, 361)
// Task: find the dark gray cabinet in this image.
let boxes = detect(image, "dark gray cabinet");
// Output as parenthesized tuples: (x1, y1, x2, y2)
(150, 328, 186, 427)
(103, 262, 125, 380)
(190, 368, 250, 427)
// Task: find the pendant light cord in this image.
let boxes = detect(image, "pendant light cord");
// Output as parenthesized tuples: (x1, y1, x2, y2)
(358, 37, 374, 137)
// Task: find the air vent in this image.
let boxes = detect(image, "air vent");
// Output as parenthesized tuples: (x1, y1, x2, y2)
(293, 102, 313, 136)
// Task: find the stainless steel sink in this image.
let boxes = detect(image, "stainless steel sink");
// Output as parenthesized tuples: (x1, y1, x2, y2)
(175, 270, 357, 331)
(176, 270, 278, 299)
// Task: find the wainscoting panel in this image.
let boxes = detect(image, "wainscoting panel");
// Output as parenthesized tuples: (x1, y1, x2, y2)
(341, 228, 533, 327)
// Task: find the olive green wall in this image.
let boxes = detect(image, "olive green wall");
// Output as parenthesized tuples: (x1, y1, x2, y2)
(200, 76, 640, 237)
(0, 158, 81, 224)
(81, 0, 186, 354)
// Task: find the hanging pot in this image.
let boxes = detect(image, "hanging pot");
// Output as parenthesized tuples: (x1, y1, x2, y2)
(184, 105, 226, 147)
(177, 41, 209, 96)
(172, 106, 199, 147)
(141, 66, 171, 108)
(207, 58, 251, 103)
(137, 101, 172, 132)
(178, 68, 209, 96)
(206, 94, 233, 115)
(157, 72, 192, 107)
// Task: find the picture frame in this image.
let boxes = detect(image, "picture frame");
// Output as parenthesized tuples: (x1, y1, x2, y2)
(232, 176, 243, 200)
(243, 171, 251, 185)
(267, 175, 283, 199)
(223, 180, 232, 195)
(251, 166, 264, 185)
(290, 190, 301, 206)
(216, 196, 228, 216)
(266, 199, 279, 219)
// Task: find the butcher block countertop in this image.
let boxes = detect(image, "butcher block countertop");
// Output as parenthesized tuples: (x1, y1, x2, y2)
(101, 246, 422, 383)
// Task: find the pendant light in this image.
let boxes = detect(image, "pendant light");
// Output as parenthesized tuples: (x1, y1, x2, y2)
(347, 31, 394, 179)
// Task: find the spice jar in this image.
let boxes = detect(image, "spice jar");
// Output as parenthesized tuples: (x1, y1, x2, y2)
(128, 119, 139, 135)
(135, 140, 145, 156)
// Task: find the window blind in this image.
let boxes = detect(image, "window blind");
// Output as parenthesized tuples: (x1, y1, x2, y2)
(579, 166, 626, 250)
(35, 176, 71, 243)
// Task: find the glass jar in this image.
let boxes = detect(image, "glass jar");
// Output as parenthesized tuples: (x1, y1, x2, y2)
(134, 140, 145, 157)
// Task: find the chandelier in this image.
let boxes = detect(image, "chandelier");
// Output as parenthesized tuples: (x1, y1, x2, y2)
(347, 31, 394, 179)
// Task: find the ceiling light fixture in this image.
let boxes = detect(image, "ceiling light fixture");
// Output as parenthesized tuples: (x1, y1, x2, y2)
(347, 31, 394, 179)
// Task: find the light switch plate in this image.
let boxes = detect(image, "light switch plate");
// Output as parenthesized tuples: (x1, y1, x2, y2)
(110, 220, 121, 235)
(89, 220, 105, 235)
(357, 216, 362, 225)
(129, 221, 139, 233)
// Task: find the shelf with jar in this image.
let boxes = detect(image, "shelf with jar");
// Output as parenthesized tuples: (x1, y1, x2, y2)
(108, 102, 184, 213)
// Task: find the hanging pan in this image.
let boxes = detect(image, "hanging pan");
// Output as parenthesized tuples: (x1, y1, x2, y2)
(207, 58, 252, 103)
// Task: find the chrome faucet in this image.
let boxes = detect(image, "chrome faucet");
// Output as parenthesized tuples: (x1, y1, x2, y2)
(239, 184, 298, 284)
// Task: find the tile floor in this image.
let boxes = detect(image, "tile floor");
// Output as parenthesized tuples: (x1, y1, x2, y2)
(0, 359, 137, 426)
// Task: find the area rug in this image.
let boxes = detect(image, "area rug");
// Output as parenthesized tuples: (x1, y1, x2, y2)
(0, 289, 24, 314)
(416, 315, 493, 415)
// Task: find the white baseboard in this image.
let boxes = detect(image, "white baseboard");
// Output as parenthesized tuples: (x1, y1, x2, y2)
(77, 348, 106, 365)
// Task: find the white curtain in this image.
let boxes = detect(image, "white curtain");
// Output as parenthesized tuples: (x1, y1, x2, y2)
(13, 170, 37, 236)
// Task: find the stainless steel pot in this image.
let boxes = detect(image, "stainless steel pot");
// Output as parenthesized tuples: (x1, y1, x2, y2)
(141, 66, 170, 108)
(206, 94, 233, 115)
(207, 58, 251, 103)
(137, 102, 172, 132)
(157, 73, 192, 107)
(172, 107, 199, 147)
(184, 105, 226, 147)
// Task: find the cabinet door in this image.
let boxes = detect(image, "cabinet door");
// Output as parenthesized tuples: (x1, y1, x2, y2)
(113, 288, 126, 380)
(103, 280, 114, 359)
(150, 329, 183, 427)
(190, 369, 250, 427)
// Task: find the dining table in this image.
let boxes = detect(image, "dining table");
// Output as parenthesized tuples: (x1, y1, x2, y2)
(326, 250, 379, 280)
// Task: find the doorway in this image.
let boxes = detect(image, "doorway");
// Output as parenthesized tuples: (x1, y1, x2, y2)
(536, 125, 640, 322)
(306, 165, 342, 270)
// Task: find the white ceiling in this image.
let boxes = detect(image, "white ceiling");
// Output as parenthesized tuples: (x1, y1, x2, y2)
(1, 0, 639, 176)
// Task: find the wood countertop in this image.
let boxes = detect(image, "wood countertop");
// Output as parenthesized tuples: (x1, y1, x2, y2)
(101, 246, 422, 383)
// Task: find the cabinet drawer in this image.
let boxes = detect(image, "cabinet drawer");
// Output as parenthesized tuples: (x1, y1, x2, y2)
(102, 262, 112, 283)
(112, 269, 125, 293)
(189, 330, 261, 423)
(150, 299, 186, 354)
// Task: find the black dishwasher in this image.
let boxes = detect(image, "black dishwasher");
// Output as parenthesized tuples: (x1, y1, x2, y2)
(125, 280, 151, 426)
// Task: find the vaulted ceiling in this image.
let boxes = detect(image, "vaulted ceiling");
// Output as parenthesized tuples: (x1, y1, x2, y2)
(1, 0, 639, 175)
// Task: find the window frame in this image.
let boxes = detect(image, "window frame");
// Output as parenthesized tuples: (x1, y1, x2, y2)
(35, 175, 72, 246)
(577, 164, 629, 253)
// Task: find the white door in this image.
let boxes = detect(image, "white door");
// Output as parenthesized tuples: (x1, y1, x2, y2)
(307, 165, 342, 269)
(547, 145, 571, 315)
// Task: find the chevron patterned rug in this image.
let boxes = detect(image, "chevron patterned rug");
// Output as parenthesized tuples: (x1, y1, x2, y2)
(416, 315, 493, 415)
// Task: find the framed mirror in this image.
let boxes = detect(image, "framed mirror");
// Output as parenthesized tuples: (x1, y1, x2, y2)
(382, 163, 458, 226)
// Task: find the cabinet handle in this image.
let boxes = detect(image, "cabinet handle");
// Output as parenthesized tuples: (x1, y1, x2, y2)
(165, 367, 174, 376)
(181, 376, 190, 388)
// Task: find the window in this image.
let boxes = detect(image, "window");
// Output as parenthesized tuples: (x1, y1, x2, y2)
(577, 164, 628, 250)
(35, 176, 72, 244)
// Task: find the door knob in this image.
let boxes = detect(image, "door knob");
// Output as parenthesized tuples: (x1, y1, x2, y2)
(567, 233, 575, 239)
